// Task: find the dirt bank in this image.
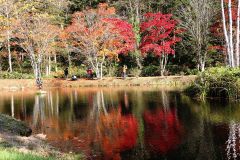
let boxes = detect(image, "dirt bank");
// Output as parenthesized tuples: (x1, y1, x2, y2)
(0, 76, 196, 90)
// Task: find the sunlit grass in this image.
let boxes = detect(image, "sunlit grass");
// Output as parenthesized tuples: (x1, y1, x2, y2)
(0, 148, 54, 160)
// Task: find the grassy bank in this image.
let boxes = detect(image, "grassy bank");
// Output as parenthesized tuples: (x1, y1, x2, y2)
(0, 134, 84, 160)
(0, 114, 84, 160)
(0, 76, 196, 90)
(0, 147, 53, 160)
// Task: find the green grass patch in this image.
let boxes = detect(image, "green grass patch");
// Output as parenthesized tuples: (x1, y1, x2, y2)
(0, 148, 54, 160)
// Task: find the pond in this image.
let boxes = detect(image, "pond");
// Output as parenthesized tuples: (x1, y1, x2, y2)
(0, 87, 239, 160)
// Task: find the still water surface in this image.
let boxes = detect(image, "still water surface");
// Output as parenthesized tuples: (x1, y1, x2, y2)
(0, 88, 239, 160)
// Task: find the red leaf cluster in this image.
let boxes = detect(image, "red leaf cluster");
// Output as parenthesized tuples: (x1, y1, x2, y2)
(140, 13, 181, 57)
(103, 18, 136, 54)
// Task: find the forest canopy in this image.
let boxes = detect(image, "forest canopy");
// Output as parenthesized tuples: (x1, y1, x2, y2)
(0, 0, 234, 84)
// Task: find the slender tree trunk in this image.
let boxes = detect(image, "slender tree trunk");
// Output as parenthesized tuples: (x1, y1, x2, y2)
(11, 94, 14, 117)
(48, 56, 51, 75)
(100, 62, 103, 80)
(236, 0, 240, 67)
(160, 57, 164, 76)
(6, 12, 12, 73)
(229, 0, 235, 67)
(45, 64, 49, 76)
(68, 52, 71, 68)
(0, 56, 2, 72)
(7, 35, 12, 72)
(96, 63, 100, 79)
(159, 54, 168, 76)
(221, 0, 231, 66)
(54, 54, 57, 72)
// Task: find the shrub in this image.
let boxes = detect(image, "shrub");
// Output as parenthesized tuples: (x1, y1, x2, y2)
(141, 65, 160, 77)
(185, 67, 240, 100)
(53, 70, 65, 78)
(129, 68, 141, 77)
(69, 66, 87, 78)
(0, 72, 34, 79)
(104, 64, 119, 77)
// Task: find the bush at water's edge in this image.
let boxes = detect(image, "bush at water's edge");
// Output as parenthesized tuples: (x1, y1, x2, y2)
(0, 114, 32, 136)
(184, 67, 240, 100)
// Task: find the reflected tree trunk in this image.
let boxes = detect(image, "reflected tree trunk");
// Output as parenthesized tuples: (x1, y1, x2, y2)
(33, 95, 45, 131)
(161, 90, 169, 111)
(56, 90, 59, 117)
(11, 94, 14, 117)
(226, 121, 240, 160)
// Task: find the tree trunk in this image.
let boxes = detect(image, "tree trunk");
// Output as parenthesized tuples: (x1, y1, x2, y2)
(35, 62, 42, 88)
(236, 0, 240, 67)
(7, 27, 12, 72)
(68, 52, 71, 68)
(48, 56, 51, 75)
(6, 10, 12, 73)
(160, 57, 164, 76)
(11, 94, 14, 117)
(100, 62, 103, 80)
(221, 0, 231, 67)
(0, 56, 2, 72)
(96, 63, 100, 79)
(135, 50, 143, 69)
(229, 0, 235, 67)
(159, 54, 168, 76)
(45, 64, 49, 76)
(54, 54, 57, 72)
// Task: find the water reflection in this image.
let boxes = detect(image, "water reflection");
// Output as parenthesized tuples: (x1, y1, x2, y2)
(2, 89, 240, 159)
(226, 122, 240, 160)
(144, 108, 183, 155)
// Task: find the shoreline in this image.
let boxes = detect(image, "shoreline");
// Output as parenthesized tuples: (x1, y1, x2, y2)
(0, 76, 196, 90)
(0, 114, 83, 160)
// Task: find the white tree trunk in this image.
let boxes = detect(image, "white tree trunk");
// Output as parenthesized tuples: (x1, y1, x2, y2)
(6, 12, 12, 73)
(229, 0, 235, 67)
(48, 55, 51, 75)
(45, 64, 49, 76)
(100, 62, 103, 80)
(159, 54, 168, 76)
(54, 54, 57, 72)
(221, 0, 232, 67)
(236, 0, 240, 67)
(7, 35, 12, 73)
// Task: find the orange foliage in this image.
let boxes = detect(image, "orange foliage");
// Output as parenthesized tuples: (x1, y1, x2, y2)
(65, 3, 135, 63)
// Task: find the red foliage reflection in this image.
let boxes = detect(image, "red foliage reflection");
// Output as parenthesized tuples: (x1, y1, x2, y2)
(99, 108, 138, 159)
(144, 108, 183, 154)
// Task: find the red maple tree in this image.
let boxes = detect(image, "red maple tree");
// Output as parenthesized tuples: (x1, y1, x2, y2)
(140, 13, 181, 76)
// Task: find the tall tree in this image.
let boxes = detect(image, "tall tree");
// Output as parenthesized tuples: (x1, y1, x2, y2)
(140, 13, 181, 76)
(220, 0, 240, 67)
(177, 0, 215, 71)
(0, 0, 18, 72)
(15, 12, 59, 87)
(66, 3, 135, 79)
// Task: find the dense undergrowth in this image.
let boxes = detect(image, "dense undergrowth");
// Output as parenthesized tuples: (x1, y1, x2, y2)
(185, 67, 240, 100)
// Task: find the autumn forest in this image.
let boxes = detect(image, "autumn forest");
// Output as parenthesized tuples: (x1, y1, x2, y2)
(2, 1, 240, 160)
(0, 0, 233, 83)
